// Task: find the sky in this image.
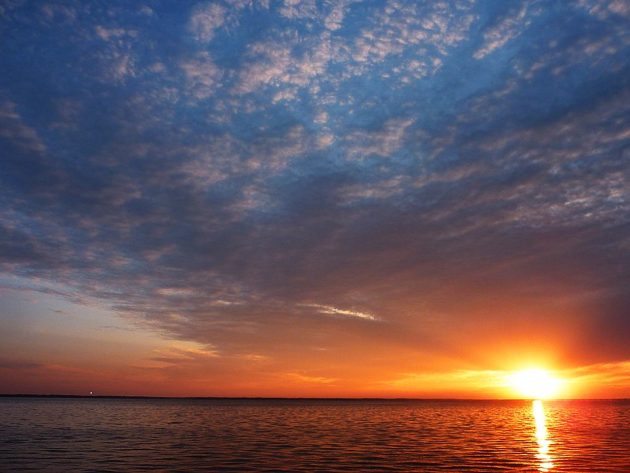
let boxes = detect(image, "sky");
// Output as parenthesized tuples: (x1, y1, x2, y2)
(0, 0, 629, 398)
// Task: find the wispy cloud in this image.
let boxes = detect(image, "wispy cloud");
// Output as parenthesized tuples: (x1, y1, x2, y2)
(345, 118, 414, 159)
(301, 304, 378, 321)
(151, 341, 220, 365)
(283, 372, 337, 384)
(0, 98, 46, 153)
(473, 2, 531, 59)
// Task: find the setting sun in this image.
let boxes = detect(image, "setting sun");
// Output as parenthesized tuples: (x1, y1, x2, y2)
(507, 369, 564, 399)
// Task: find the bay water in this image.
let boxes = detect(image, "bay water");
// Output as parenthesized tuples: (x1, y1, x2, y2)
(1, 397, 628, 472)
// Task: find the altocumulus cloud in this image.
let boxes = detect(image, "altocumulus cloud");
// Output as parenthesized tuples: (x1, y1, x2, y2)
(0, 0, 629, 369)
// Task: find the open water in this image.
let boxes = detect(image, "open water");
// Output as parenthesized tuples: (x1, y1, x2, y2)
(0, 397, 628, 472)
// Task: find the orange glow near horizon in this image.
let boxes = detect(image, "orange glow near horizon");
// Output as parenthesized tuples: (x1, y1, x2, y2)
(3, 358, 630, 398)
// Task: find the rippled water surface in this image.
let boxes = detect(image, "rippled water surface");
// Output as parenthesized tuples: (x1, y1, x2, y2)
(1, 398, 629, 472)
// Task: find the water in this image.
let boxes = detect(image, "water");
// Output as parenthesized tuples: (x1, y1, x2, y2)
(0, 398, 628, 472)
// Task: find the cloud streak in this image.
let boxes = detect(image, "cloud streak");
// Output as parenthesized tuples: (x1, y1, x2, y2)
(301, 304, 378, 321)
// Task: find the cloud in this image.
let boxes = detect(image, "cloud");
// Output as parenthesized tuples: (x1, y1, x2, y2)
(226, 0, 271, 10)
(301, 303, 378, 321)
(577, 0, 630, 19)
(39, 4, 77, 24)
(344, 0, 476, 78)
(155, 288, 196, 297)
(180, 124, 312, 193)
(188, 2, 227, 43)
(234, 41, 293, 94)
(474, 2, 530, 59)
(234, 32, 333, 95)
(283, 372, 337, 384)
(180, 52, 223, 99)
(340, 176, 407, 203)
(384, 369, 507, 394)
(279, 0, 318, 20)
(151, 341, 220, 364)
(0, 98, 46, 153)
(95, 25, 133, 41)
(345, 118, 414, 159)
(324, 2, 347, 30)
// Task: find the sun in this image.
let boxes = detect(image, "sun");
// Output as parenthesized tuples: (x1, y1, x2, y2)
(506, 368, 563, 399)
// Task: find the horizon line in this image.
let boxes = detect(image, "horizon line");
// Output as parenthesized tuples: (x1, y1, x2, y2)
(1, 394, 628, 401)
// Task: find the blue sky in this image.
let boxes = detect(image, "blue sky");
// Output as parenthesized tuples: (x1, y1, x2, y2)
(0, 0, 629, 396)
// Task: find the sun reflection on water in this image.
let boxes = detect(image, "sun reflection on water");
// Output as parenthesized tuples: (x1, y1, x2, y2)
(533, 400, 554, 472)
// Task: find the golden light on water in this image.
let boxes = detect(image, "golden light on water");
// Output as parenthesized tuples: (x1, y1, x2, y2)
(533, 400, 554, 472)
(507, 368, 564, 399)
